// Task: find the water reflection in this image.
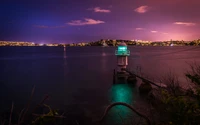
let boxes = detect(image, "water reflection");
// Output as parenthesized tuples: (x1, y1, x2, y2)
(102, 52, 106, 57)
(110, 84, 136, 104)
(106, 84, 137, 124)
(63, 48, 68, 76)
(101, 52, 107, 72)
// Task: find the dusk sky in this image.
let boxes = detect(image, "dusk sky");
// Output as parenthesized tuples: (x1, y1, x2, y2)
(0, 0, 200, 43)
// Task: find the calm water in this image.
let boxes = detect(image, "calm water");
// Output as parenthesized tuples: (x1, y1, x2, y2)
(0, 46, 200, 124)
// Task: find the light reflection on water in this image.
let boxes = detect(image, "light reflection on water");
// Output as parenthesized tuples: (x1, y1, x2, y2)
(104, 84, 139, 125)
(63, 48, 68, 77)
(110, 84, 136, 104)
(101, 51, 107, 72)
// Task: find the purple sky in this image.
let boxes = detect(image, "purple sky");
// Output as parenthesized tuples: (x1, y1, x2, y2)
(0, 0, 200, 43)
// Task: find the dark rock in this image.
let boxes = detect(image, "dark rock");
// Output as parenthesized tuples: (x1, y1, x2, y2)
(127, 76, 137, 84)
(139, 82, 152, 94)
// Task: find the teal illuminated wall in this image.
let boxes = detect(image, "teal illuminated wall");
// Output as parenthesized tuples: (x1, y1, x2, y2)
(115, 46, 130, 56)
(118, 46, 127, 51)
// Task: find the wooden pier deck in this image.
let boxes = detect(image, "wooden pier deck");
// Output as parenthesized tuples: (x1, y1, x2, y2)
(118, 68, 167, 88)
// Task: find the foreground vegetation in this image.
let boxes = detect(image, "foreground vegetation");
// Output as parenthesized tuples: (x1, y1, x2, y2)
(144, 63, 200, 125)
(1, 63, 200, 125)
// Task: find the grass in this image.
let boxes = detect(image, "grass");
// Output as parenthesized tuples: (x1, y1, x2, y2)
(1, 85, 66, 125)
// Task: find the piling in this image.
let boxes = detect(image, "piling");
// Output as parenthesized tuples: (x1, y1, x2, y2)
(113, 69, 116, 84)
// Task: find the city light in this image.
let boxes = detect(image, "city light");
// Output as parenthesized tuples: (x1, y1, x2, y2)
(0, 39, 199, 47)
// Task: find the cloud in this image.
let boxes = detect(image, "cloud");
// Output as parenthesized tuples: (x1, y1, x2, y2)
(151, 31, 158, 33)
(134, 5, 150, 13)
(135, 28, 144, 30)
(88, 7, 111, 13)
(174, 22, 196, 26)
(33, 25, 66, 28)
(67, 18, 105, 26)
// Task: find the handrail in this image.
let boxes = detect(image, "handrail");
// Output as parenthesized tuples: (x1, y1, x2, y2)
(122, 68, 165, 88)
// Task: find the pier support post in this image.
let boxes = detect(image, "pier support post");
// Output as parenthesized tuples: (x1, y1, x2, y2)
(113, 69, 116, 84)
(115, 42, 130, 82)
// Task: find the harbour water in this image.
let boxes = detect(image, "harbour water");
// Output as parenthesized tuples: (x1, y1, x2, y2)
(0, 46, 200, 124)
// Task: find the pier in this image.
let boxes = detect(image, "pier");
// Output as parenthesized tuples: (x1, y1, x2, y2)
(114, 42, 166, 89)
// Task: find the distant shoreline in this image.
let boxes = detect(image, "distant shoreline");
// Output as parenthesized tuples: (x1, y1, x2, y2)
(0, 39, 200, 47)
(0, 45, 199, 47)
(0, 45, 200, 47)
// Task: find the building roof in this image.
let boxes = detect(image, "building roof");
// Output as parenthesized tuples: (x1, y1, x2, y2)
(118, 42, 127, 46)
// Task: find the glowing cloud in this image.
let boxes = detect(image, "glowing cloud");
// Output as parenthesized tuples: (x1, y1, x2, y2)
(88, 7, 111, 13)
(134, 5, 150, 13)
(67, 18, 105, 26)
(174, 22, 196, 26)
(135, 28, 144, 30)
(151, 31, 158, 33)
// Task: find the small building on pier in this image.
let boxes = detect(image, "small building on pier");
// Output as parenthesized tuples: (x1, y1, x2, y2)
(115, 42, 130, 78)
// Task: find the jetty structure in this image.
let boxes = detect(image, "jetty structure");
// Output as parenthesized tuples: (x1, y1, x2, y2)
(113, 42, 166, 90)
(114, 42, 135, 83)
(115, 42, 130, 74)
